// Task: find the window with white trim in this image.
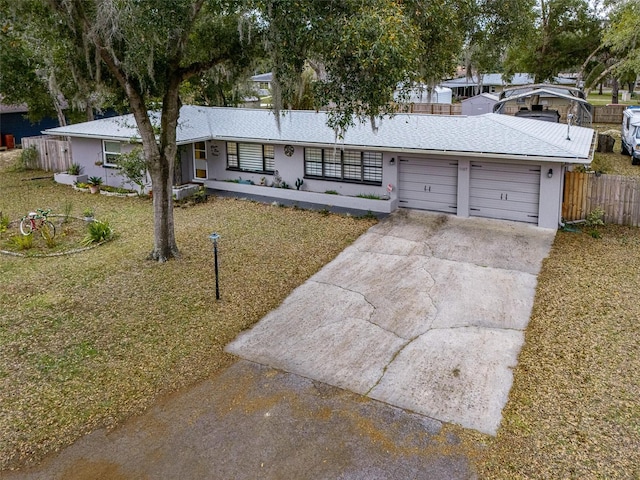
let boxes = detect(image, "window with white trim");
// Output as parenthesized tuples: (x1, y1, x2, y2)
(304, 148, 382, 185)
(103, 141, 122, 166)
(226, 142, 275, 173)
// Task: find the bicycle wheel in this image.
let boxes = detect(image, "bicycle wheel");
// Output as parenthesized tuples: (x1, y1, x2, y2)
(19, 218, 33, 235)
(42, 221, 56, 238)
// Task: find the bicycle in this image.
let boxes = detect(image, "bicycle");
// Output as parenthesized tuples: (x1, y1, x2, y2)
(20, 208, 56, 238)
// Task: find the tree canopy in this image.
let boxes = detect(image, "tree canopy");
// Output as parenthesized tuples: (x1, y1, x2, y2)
(504, 0, 602, 82)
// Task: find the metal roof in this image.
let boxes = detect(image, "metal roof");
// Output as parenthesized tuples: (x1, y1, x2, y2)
(250, 72, 273, 82)
(442, 73, 575, 88)
(43, 105, 595, 163)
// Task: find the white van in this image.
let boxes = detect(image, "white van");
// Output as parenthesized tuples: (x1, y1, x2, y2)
(621, 106, 640, 165)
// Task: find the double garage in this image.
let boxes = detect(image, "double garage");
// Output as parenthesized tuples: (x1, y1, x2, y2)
(397, 156, 554, 227)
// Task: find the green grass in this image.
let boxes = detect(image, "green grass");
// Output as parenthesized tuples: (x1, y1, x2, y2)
(586, 90, 638, 107)
(0, 158, 376, 469)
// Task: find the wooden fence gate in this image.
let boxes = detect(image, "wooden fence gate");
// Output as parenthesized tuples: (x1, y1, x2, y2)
(563, 171, 640, 226)
(21, 136, 72, 172)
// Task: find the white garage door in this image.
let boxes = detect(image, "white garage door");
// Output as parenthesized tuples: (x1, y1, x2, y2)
(469, 162, 540, 223)
(398, 157, 458, 213)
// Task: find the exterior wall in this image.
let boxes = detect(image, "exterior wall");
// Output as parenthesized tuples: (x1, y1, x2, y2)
(538, 161, 564, 229)
(69, 137, 141, 191)
(204, 140, 396, 200)
(196, 139, 565, 228)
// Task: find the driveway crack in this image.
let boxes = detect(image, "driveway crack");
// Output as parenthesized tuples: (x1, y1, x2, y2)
(310, 280, 405, 340)
(365, 259, 439, 396)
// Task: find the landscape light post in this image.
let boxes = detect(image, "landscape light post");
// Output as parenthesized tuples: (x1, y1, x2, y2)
(209, 233, 220, 300)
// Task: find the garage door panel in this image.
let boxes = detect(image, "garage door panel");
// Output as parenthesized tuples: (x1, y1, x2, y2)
(400, 164, 459, 177)
(469, 178, 540, 195)
(401, 189, 457, 204)
(469, 186, 540, 203)
(398, 157, 458, 213)
(400, 177, 458, 195)
(469, 162, 540, 224)
(399, 198, 457, 212)
(471, 163, 541, 174)
(399, 171, 459, 184)
(470, 170, 541, 186)
(469, 195, 539, 214)
(469, 206, 539, 223)
(399, 173, 458, 189)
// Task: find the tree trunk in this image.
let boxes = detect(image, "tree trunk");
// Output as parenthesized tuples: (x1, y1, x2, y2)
(612, 77, 619, 104)
(145, 76, 182, 262)
(148, 154, 178, 262)
(121, 80, 179, 262)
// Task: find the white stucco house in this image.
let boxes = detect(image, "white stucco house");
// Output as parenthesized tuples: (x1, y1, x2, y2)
(43, 106, 596, 230)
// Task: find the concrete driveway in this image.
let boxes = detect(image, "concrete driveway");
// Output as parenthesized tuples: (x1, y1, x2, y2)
(227, 210, 555, 435)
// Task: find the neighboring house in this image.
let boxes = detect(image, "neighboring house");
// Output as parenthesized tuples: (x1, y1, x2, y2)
(43, 106, 595, 229)
(442, 73, 575, 98)
(0, 103, 60, 147)
(0, 102, 120, 147)
(395, 84, 453, 105)
(461, 93, 499, 116)
(250, 72, 273, 97)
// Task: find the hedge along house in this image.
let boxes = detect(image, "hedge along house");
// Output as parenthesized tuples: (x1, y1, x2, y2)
(44, 105, 596, 229)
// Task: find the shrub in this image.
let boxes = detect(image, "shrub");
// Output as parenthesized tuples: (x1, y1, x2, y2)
(586, 207, 605, 228)
(0, 212, 9, 234)
(40, 223, 56, 248)
(117, 147, 148, 193)
(82, 220, 113, 245)
(67, 163, 82, 175)
(10, 146, 38, 171)
(9, 233, 34, 250)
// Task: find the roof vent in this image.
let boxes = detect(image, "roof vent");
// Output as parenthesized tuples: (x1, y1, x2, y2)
(566, 113, 574, 141)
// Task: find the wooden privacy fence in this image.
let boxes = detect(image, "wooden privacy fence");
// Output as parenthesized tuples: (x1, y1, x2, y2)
(563, 171, 640, 226)
(410, 103, 462, 115)
(406, 103, 628, 123)
(21, 136, 72, 172)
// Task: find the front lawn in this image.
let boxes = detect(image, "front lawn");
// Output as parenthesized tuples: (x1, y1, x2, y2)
(477, 225, 640, 478)
(2, 149, 639, 476)
(0, 157, 376, 469)
(590, 124, 640, 177)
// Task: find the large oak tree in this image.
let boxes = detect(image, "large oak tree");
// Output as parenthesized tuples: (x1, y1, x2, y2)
(3, 0, 516, 261)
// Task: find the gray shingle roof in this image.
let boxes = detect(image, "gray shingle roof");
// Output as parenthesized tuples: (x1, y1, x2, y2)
(44, 105, 595, 162)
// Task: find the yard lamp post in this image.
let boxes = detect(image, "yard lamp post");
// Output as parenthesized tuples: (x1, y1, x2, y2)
(209, 233, 221, 300)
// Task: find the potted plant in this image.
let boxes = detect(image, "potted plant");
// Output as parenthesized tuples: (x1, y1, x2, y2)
(87, 176, 103, 194)
(54, 163, 87, 186)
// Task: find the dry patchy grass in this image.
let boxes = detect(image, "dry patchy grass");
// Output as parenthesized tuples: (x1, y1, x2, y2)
(0, 158, 376, 469)
(591, 124, 640, 178)
(478, 225, 640, 478)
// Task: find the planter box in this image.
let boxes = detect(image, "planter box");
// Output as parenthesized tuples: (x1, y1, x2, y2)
(204, 180, 397, 213)
(54, 172, 88, 186)
(172, 183, 200, 200)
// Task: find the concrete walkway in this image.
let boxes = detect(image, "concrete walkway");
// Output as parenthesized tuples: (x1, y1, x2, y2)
(227, 210, 555, 435)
